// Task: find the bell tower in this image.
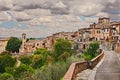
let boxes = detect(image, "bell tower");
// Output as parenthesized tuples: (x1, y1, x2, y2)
(21, 33, 26, 53)
(22, 33, 26, 46)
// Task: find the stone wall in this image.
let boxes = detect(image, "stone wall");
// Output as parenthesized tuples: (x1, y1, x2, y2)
(62, 51, 104, 80)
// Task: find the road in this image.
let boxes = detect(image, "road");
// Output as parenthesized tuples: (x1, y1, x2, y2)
(95, 51, 120, 80)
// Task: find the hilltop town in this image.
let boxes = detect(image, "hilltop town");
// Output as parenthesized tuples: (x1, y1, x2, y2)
(0, 17, 120, 53)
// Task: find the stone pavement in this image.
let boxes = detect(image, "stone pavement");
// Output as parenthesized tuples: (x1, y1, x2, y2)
(95, 51, 120, 80)
(76, 51, 105, 80)
(76, 69, 92, 80)
(76, 50, 120, 80)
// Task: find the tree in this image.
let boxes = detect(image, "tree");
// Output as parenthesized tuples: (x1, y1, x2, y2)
(58, 51, 70, 61)
(14, 64, 33, 78)
(54, 38, 72, 59)
(83, 41, 99, 60)
(31, 54, 43, 69)
(26, 38, 35, 42)
(19, 55, 32, 65)
(0, 54, 16, 73)
(34, 48, 53, 64)
(6, 37, 22, 53)
(34, 48, 48, 55)
(0, 73, 14, 80)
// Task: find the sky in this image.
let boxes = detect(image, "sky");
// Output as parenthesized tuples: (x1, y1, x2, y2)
(0, 0, 120, 38)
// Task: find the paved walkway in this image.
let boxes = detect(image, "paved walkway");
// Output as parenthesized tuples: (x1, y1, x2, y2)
(16, 60, 21, 67)
(95, 51, 120, 80)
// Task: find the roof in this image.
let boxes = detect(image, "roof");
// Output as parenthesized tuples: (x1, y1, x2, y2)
(110, 21, 120, 26)
(0, 38, 9, 41)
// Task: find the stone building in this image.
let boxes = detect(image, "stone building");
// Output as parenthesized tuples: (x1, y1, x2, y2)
(89, 17, 120, 52)
(90, 17, 120, 41)
(0, 38, 9, 53)
(19, 34, 55, 53)
(52, 31, 74, 40)
(19, 17, 120, 53)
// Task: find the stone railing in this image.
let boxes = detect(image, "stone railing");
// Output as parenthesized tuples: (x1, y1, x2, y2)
(62, 51, 104, 80)
(91, 52, 104, 68)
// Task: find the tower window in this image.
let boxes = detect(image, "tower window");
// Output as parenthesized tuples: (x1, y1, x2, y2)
(24, 36, 26, 39)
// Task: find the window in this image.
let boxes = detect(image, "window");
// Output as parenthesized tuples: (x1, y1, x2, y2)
(24, 36, 26, 39)
(37, 43, 39, 46)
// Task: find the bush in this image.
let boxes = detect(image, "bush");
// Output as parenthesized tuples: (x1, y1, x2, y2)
(54, 38, 72, 59)
(58, 52, 70, 61)
(32, 56, 81, 80)
(31, 54, 43, 69)
(82, 41, 99, 60)
(14, 64, 34, 79)
(0, 54, 16, 73)
(0, 73, 14, 80)
(0, 51, 11, 56)
(19, 55, 32, 65)
(5, 67, 14, 75)
(34, 48, 48, 55)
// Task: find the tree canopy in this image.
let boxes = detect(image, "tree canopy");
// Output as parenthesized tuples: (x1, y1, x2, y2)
(0, 53, 16, 73)
(26, 38, 35, 42)
(6, 37, 22, 53)
(54, 38, 72, 58)
(83, 41, 100, 60)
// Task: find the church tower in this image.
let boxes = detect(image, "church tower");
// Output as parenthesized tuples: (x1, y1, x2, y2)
(22, 33, 26, 46)
(20, 33, 26, 53)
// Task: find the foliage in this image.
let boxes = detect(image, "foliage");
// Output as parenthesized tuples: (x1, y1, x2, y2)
(54, 38, 72, 59)
(32, 56, 81, 80)
(5, 64, 34, 79)
(31, 54, 43, 69)
(0, 54, 16, 73)
(58, 51, 70, 61)
(33, 48, 55, 67)
(19, 71, 34, 80)
(14, 64, 34, 79)
(6, 37, 22, 53)
(0, 38, 83, 80)
(0, 51, 11, 56)
(5, 67, 14, 75)
(0, 73, 14, 80)
(46, 55, 54, 64)
(33, 62, 67, 80)
(82, 41, 100, 60)
(19, 55, 32, 65)
(82, 52, 91, 60)
(26, 38, 35, 42)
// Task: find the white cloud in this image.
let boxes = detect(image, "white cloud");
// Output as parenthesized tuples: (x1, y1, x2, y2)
(24, 9, 51, 17)
(52, 1, 66, 9)
(8, 11, 32, 21)
(69, 0, 105, 16)
(0, 12, 11, 21)
(84, 17, 98, 23)
(96, 12, 109, 17)
(0, 0, 13, 10)
(0, 0, 120, 37)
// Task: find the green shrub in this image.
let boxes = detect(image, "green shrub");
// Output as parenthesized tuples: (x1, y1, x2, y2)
(54, 38, 72, 60)
(31, 54, 43, 69)
(82, 41, 99, 60)
(0, 54, 16, 73)
(19, 55, 32, 65)
(0, 73, 14, 80)
(32, 56, 81, 80)
(5, 67, 14, 75)
(14, 64, 34, 79)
